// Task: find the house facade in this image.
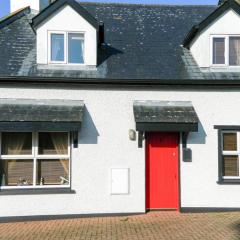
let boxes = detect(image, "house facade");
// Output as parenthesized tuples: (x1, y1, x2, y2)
(0, 0, 240, 219)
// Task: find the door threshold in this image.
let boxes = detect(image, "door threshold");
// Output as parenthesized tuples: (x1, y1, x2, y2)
(146, 208, 177, 212)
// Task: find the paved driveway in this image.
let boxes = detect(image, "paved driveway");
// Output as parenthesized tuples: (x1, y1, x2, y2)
(0, 211, 240, 240)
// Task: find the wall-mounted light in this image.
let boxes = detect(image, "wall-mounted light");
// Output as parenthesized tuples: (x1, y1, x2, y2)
(129, 129, 136, 141)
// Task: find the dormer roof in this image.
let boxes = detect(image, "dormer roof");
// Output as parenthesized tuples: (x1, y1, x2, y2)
(32, 0, 99, 29)
(183, 0, 240, 49)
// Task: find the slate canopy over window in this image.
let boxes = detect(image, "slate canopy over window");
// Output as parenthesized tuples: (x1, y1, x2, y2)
(0, 98, 84, 191)
(0, 99, 84, 131)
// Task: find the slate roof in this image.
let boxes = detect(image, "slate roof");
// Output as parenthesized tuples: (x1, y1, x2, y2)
(0, 1, 237, 81)
(0, 98, 84, 122)
(133, 101, 199, 124)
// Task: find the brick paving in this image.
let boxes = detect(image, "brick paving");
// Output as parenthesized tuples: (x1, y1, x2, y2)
(0, 211, 240, 240)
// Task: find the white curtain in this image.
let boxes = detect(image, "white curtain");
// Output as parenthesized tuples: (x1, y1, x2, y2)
(4, 133, 26, 172)
(80, 39, 84, 63)
(2, 133, 27, 185)
(51, 35, 64, 61)
(50, 133, 69, 175)
(230, 37, 240, 66)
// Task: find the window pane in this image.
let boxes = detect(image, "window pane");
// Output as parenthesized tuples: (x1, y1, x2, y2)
(0, 160, 33, 186)
(38, 132, 68, 155)
(1, 132, 32, 155)
(229, 37, 240, 66)
(51, 34, 64, 61)
(213, 38, 225, 64)
(223, 133, 237, 151)
(223, 156, 239, 176)
(68, 33, 84, 64)
(36, 159, 69, 185)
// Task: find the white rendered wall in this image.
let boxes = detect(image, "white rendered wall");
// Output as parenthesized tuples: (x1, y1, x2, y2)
(36, 5, 97, 66)
(190, 9, 240, 68)
(0, 87, 240, 216)
(10, 0, 40, 12)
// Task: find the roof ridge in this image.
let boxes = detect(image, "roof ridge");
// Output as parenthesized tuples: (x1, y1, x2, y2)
(0, 7, 31, 30)
(79, 1, 217, 8)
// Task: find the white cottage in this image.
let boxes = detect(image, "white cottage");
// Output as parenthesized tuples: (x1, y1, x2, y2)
(0, 0, 239, 220)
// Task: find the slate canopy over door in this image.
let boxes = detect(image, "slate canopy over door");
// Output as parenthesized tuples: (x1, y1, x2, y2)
(133, 100, 199, 211)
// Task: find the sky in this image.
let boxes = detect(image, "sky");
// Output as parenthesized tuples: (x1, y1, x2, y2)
(0, 0, 218, 18)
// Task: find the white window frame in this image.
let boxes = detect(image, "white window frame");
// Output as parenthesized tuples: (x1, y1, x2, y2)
(221, 131, 240, 179)
(0, 131, 71, 189)
(48, 31, 85, 65)
(211, 35, 240, 67)
(48, 31, 67, 64)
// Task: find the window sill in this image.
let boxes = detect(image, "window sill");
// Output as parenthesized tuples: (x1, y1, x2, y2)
(37, 64, 97, 71)
(0, 188, 76, 195)
(217, 179, 240, 185)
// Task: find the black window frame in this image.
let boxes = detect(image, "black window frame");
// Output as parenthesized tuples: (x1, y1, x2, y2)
(215, 125, 240, 184)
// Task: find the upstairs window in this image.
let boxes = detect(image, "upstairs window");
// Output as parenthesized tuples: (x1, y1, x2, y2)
(212, 36, 240, 66)
(212, 38, 225, 65)
(49, 31, 84, 64)
(68, 33, 84, 64)
(229, 37, 240, 66)
(51, 33, 65, 62)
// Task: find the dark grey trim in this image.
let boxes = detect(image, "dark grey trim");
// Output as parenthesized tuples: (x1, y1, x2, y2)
(181, 207, 240, 213)
(215, 126, 240, 184)
(32, 0, 98, 29)
(0, 188, 76, 195)
(0, 122, 82, 131)
(217, 129, 223, 183)
(217, 179, 240, 184)
(136, 123, 198, 132)
(3, 77, 240, 88)
(0, 212, 144, 223)
(214, 125, 240, 130)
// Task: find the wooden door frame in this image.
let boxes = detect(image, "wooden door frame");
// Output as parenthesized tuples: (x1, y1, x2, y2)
(145, 132, 181, 212)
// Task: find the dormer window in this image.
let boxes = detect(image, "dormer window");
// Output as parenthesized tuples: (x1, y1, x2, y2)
(211, 35, 240, 66)
(49, 31, 85, 64)
(212, 37, 225, 65)
(229, 37, 240, 65)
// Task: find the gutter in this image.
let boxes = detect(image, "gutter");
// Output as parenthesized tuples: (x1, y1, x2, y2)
(1, 76, 240, 88)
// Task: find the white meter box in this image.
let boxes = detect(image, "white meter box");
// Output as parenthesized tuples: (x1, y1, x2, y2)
(111, 168, 129, 195)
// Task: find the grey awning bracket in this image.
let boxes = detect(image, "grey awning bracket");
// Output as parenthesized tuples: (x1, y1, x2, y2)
(182, 132, 189, 148)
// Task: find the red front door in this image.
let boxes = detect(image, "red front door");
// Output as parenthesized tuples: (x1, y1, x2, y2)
(146, 132, 179, 210)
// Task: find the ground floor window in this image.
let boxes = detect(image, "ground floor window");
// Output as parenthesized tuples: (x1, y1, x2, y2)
(221, 131, 240, 178)
(0, 132, 70, 188)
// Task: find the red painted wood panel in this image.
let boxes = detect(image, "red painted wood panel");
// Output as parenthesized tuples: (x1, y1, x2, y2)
(146, 132, 179, 210)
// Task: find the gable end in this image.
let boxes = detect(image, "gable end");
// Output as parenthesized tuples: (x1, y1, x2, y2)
(31, 0, 99, 29)
(183, 0, 240, 49)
